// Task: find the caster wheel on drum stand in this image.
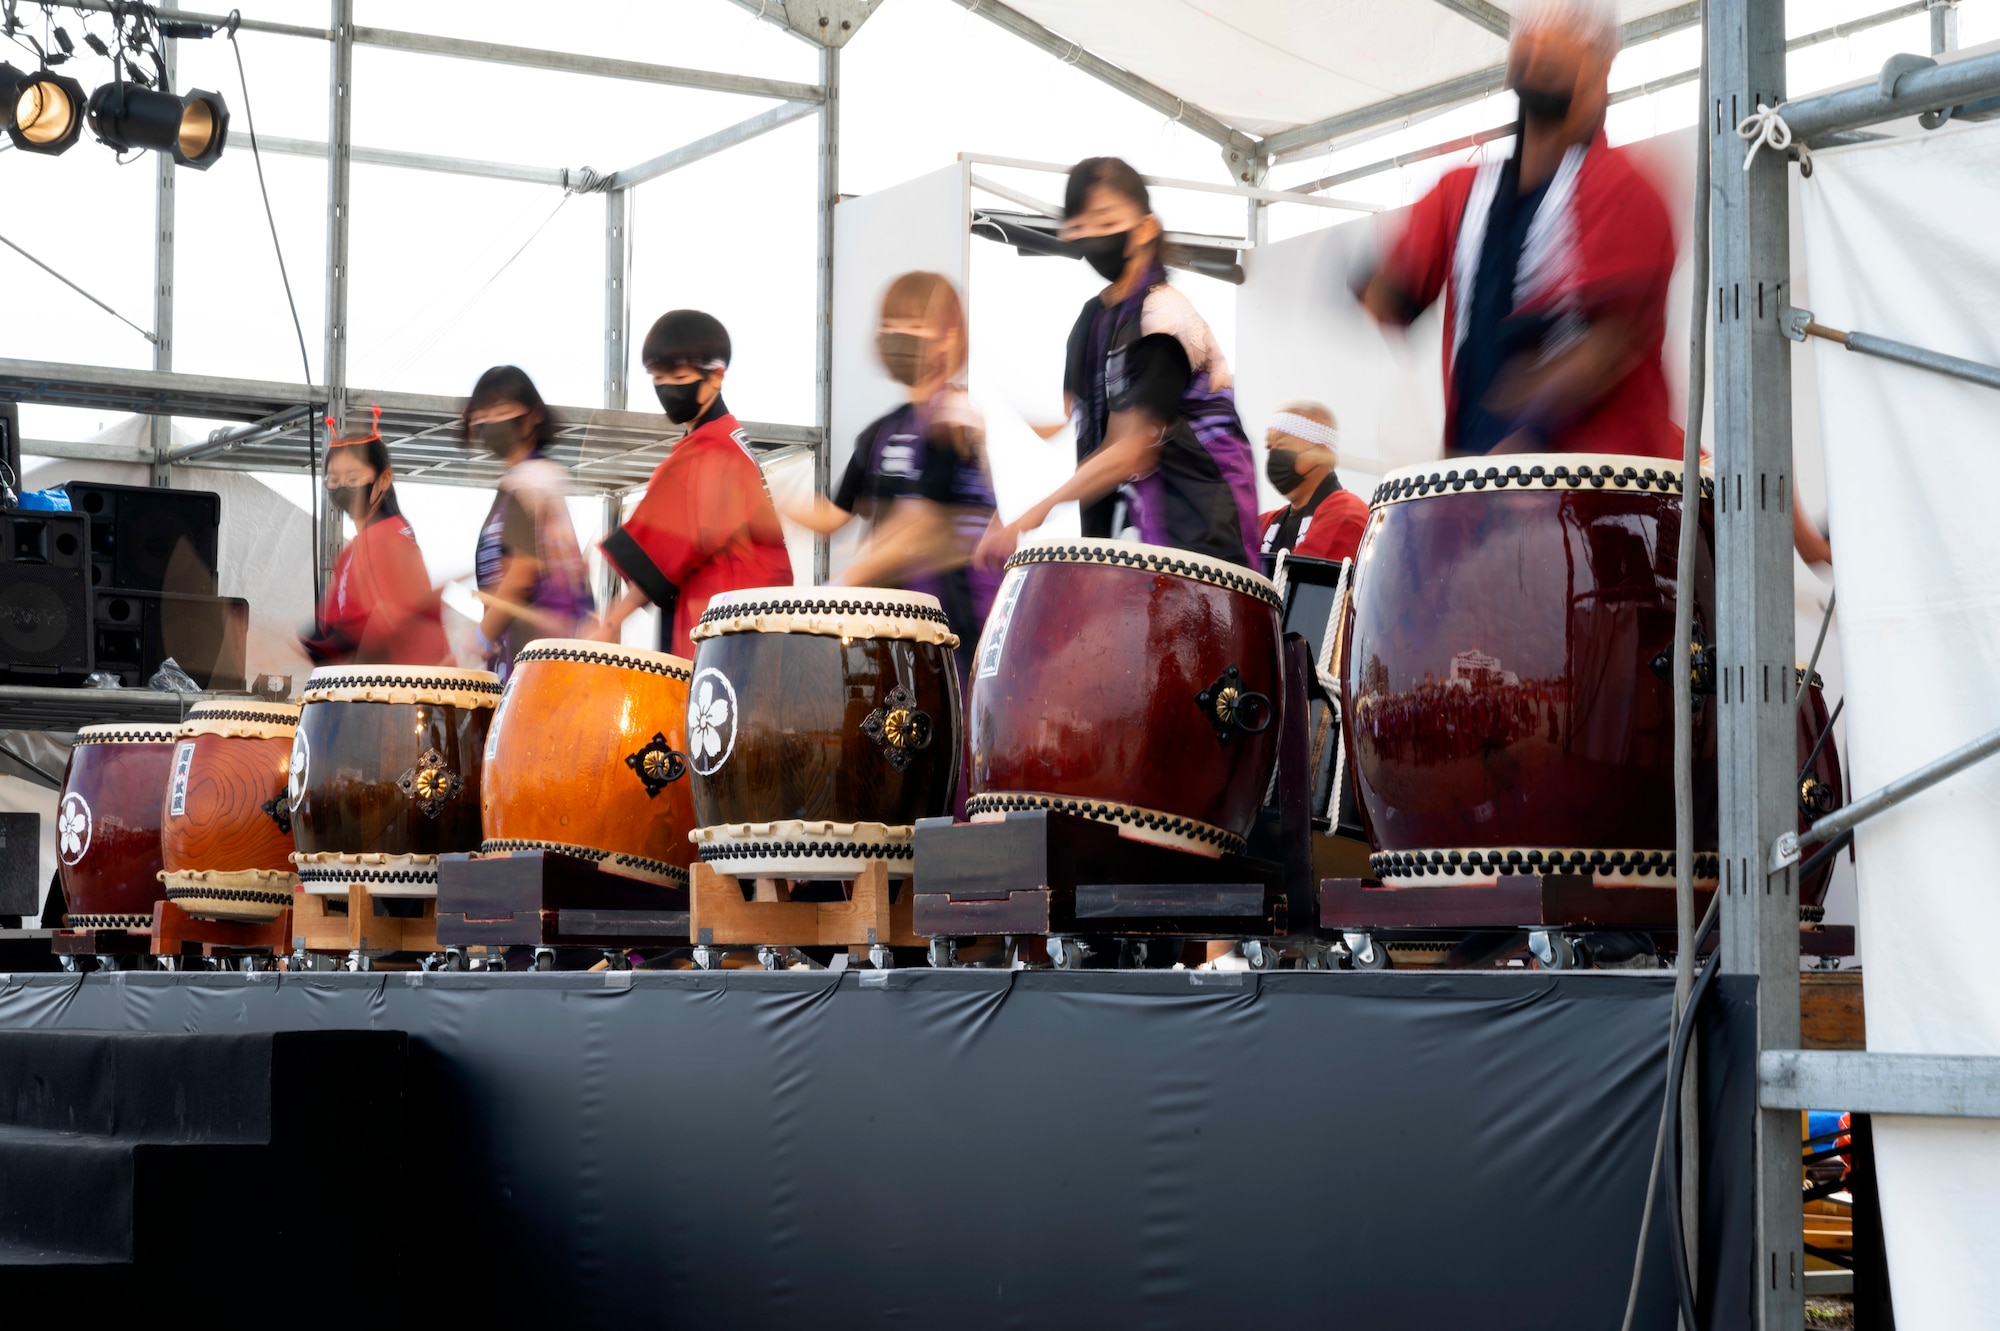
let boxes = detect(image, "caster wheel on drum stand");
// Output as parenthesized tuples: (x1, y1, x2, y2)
(92, 954, 119, 973)
(600, 949, 632, 972)
(1048, 937, 1093, 971)
(443, 948, 467, 972)
(692, 945, 722, 971)
(1528, 930, 1579, 971)
(926, 937, 959, 969)
(867, 944, 894, 971)
(756, 945, 787, 972)
(533, 947, 556, 973)
(1343, 932, 1390, 971)
(1242, 939, 1279, 972)
(59, 955, 78, 973)
(346, 950, 373, 973)
(156, 955, 179, 973)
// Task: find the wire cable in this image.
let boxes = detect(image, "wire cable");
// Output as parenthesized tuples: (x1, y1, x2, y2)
(224, 11, 322, 609)
(1620, 893, 1719, 1331)
(0, 231, 159, 343)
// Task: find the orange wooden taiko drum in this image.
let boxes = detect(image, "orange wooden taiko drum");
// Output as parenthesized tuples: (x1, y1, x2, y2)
(481, 639, 697, 887)
(159, 699, 300, 923)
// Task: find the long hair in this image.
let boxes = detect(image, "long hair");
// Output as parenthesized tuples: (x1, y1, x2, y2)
(462, 365, 558, 455)
(1063, 156, 1151, 219)
(329, 408, 402, 519)
(879, 271, 968, 379)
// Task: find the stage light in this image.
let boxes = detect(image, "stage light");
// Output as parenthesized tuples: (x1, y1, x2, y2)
(3, 64, 87, 156)
(85, 82, 228, 169)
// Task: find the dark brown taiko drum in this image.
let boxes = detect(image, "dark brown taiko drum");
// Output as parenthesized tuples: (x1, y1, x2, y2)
(685, 586, 961, 878)
(57, 724, 179, 929)
(1340, 454, 1718, 887)
(968, 538, 1285, 858)
(159, 699, 300, 922)
(289, 664, 498, 898)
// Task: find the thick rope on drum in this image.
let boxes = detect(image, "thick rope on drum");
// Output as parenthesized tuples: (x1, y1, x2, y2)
(1736, 102, 1809, 174)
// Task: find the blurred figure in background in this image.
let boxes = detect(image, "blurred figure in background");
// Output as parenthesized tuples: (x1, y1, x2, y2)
(592, 310, 793, 657)
(1358, 0, 1678, 460)
(786, 272, 997, 676)
(977, 156, 1260, 569)
(462, 366, 594, 680)
(1256, 400, 1369, 575)
(299, 408, 451, 666)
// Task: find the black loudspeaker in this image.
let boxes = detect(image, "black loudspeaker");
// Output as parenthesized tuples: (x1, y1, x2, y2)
(0, 400, 19, 494)
(94, 588, 247, 691)
(59, 479, 220, 595)
(0, 813, 40, 918)
(0, 509, 95, 683)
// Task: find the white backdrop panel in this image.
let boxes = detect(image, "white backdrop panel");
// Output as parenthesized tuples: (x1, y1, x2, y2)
(828, 163, 971, 579)
(1799, 121, 2000, 1329)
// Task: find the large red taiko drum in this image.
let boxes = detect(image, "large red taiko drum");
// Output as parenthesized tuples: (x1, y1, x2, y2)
(1340, 454, 1718, 886)
(56, 723, 178, 928)
(159, 699, 300, 922)
(967, 537, 1284, 857)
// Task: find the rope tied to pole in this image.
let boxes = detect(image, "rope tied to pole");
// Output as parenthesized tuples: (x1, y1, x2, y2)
(563, 166, 615, 194)
(1737, 101, 1808, 173)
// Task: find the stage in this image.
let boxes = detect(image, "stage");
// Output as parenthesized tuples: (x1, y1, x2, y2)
(0, 967, 1753, 1328)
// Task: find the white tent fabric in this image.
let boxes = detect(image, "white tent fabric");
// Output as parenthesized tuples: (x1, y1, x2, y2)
(1798, 121, 2000, 1328)
(1002, 0, 1681, 137)
(23, 416, 317, 685)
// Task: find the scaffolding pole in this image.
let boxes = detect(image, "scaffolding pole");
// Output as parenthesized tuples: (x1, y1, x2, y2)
(321, 0, 355, 587)
(150, 6, 178, 487)
(1709, 0, 1805, 1322)
(814, 41, 839, 584)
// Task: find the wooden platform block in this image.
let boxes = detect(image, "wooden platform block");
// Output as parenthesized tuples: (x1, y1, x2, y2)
(52, 925, 152, 956)
(292, 886, 438, 955)
(1801, 970, 1865, 1050)
(912, 811, 1288, 940)
(150, 900, 291, 957)
(689, 860, 918, 949)
(436, 849, 690, 949)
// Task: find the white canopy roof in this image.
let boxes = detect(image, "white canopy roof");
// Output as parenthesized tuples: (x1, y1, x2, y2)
(997, 0, 1695, 149)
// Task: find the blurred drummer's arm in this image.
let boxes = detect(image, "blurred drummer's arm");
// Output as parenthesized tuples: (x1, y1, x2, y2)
(1027, 393, 1077, 442)
(1488, 314, 1645, 447)
(479, 553, 540, 642)
(988, 421, 1162, 545)
(839, 501, 960, 588)
(1793, 489, 1833, 566)
(1357, 180, 1455, 327)
(585, 584, 649, 642)
(781, 494, 853, 536)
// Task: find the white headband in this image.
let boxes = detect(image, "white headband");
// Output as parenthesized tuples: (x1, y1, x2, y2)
(1270, 412, 1340, 450)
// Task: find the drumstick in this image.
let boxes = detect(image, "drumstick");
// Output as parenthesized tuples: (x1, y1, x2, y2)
(471, 588, 569, 633)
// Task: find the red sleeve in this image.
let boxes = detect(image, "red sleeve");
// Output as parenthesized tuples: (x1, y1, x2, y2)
(1565, 153, 1675, 320)
(1381, 166, 1477, 319)
(1294, 490, 1370, 565)
(605, 443, 780, 606)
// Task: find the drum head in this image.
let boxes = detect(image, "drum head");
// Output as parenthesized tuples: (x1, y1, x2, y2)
(1007, 536, 1280, 608)
(693, 585, 956, 645)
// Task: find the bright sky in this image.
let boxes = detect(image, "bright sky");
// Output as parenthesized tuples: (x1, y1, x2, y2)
(4, 0, 1991, 570)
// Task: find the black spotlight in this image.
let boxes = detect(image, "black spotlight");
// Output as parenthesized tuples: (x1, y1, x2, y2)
(85, 81, 228, 169)
(2, 63, 88, 156)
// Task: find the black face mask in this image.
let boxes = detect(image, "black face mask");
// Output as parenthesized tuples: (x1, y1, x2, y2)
(877, 332, 926, 386)
(1516, 86, 1574, 123)
(655, 379, 707, 425)
(1073, 230, 1132, 283)
(1266, 447, 1304, 493)
(328, 483, 376, 519)
(475, 418, 524, 460)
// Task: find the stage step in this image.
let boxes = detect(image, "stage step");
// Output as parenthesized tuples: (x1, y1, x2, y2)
(0, 1028, 408, 1299)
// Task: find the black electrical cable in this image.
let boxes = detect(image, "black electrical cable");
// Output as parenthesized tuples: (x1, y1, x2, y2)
(223, 10, 322, 609)
(1798, 694, 1844, 783)
(1659, 905, 1723, 1330)
(1796, 827, 1856, 881)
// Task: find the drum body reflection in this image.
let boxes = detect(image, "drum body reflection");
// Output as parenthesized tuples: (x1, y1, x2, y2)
(1341, 456, 1717, 886)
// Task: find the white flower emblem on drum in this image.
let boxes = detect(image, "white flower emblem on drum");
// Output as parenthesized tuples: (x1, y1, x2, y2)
(687, 668, 738, 776)
(58, 792, 91, 864)
(287, 726, 310, 810)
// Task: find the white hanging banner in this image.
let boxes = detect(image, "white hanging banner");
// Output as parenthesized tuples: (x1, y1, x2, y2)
(1798, 121, 2000, 1330)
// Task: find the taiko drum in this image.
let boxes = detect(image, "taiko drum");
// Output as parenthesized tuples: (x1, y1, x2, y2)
(56, 723, 178, 928)
(481, 639, 697, 887)
(685, 586, 961, 878)
(159, 699, 300, 922)
(289, 664, 498, 898)
(967, 538, 1285, 858)
(1797, 668, 1846, 914)
(1340, 454, 1719, 887)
